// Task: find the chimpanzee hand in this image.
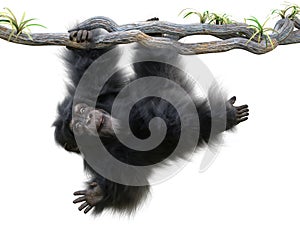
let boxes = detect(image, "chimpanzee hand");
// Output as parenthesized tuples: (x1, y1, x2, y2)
(226, 96, 249, 130)
(69, 30, 92, 43)
(73, 182, 103, 214)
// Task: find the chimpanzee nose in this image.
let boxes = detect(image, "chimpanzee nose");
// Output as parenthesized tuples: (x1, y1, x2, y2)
(85, 113, 93, 124)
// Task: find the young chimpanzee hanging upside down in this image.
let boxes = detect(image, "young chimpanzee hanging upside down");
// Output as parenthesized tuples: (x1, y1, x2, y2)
(53, 18, 249, 216)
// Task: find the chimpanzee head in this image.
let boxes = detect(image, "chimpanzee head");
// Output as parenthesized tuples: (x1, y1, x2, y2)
(70, 103, 117, 137)
(53, 98, 119, 153)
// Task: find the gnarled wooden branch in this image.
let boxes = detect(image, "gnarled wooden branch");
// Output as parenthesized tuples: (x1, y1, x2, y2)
(0, 16, 299, 55)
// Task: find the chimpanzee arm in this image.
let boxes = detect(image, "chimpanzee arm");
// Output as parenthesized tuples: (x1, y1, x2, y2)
(197, 96, 249, 144)
(65, 28, 116, 87)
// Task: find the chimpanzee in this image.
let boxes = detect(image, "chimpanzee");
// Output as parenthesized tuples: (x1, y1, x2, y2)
(53, 18, 249, 215)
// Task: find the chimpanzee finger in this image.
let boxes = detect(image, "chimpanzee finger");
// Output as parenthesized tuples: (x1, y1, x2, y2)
(84, 205, 93, 214)
(76, 30, 83, 43)
(78, 202, 88, 211)
(237, 117, 248, 124)
(237, 108, 249, 114)
(228, 96, 236, 105)
(74, 190, 86, 196)
(69, 31, 77, 41)
(87, 31, 92, 41)
(81, 30, 88, 42)
(89, 182, 98, 187)
(237, 112, 249, 118)
(73, 196, 86, 204)
(236, 105, 248, 110)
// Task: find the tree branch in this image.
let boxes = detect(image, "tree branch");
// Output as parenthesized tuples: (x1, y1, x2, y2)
(0, 16, 299, 55)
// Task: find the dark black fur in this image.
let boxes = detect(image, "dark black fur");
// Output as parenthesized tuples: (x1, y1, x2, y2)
(53, 26, 248, 215)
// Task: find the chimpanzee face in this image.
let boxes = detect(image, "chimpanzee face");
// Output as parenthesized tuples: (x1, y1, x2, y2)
(70, 103, 116, 137)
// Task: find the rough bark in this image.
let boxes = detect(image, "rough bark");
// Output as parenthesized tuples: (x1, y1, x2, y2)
(0, 16, 299, 55)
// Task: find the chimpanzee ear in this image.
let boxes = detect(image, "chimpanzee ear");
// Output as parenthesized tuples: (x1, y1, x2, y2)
(64, 143, 80, 153)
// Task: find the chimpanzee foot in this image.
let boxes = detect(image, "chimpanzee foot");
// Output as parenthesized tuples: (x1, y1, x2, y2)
(73, 182, 103, 214)
(69, 30, 92, 43)
(226, 96, 249, 129)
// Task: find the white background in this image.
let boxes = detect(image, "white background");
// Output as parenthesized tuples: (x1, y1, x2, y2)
(0, 0, 299, 224)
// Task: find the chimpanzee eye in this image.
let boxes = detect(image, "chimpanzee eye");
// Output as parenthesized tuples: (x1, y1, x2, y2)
(80, 107, 85, 114)
(75, 122, 82, 130)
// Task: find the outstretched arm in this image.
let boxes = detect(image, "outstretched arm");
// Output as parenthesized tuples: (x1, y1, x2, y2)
(198, 96, 249, 144)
